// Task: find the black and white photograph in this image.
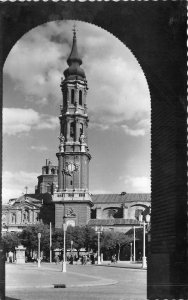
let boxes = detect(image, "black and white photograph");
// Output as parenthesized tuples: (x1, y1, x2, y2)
(0, 1, 187, 300)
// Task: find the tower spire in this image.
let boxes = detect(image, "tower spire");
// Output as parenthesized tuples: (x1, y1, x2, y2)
(64, 25, 85, 79)
(67, 24, 82, 66)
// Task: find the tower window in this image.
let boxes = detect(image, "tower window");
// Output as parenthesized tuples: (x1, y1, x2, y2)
(80, 123, 83, 136)
(70, 122, 75, 139)
(71, 89, 74, 104)
(79, 90, 82, 105)
(70, 180, 73, 186)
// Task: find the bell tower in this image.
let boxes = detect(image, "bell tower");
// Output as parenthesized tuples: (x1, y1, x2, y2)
(53, 27, 93, 228)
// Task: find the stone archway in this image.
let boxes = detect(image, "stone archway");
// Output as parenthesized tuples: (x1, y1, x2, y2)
(0, 2, 187, 299)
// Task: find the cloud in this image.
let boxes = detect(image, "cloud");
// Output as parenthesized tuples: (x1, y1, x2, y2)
(121, 118, 150, 136)
(3, 107, 59, 135)
(4, 20, 150, 127)
(123, 175, 151, 193)
(30, 145, 48, 152)
(2, 171, 39, 203)
(90, 114, 150, 137)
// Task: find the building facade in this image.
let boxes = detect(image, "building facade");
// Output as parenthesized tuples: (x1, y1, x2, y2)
(89, 193, 151, 233)
(2, 195, 42, 234)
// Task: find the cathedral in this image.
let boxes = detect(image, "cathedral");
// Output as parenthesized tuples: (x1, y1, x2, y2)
(2, 29, 150, 234)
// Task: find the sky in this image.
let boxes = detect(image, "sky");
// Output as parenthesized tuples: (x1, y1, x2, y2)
(3, 20, 151, 204)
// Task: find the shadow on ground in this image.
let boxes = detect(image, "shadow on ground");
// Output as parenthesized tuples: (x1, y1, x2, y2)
(6, 297, 20, 300)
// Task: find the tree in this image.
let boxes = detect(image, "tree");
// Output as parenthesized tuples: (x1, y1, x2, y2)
(83, 225, 97, 252)
(115, 232, 132, 261)
(66, 226, 85, 257)
(19, 223, 51, 258)
(101, 231, 132, 260)
(52, 228, 64, 250)
(2, 232, 20, 254)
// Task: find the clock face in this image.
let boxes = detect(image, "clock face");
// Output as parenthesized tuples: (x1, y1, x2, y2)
(63, 162, 79, 176)
(68, 163, 75, 172)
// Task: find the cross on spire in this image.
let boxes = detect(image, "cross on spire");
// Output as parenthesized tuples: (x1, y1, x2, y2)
(72, 23, 77, 38)
(24, 186, 28, 194)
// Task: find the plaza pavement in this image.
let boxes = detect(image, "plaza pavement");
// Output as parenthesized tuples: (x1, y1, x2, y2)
(6, 262, 117, 289)
(5, 261, 147, 300)
(6, 261, 145, 289)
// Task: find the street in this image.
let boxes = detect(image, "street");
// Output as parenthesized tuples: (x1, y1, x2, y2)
(5, 262, 146, 300)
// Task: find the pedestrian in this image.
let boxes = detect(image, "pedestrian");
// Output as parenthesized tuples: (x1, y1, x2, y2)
(90, 254, 95, 265)
(55, 255, 59, 264)
(111, 254, 116, 263)
(69, 255, 73, 265)
(83, 255, 87, 265)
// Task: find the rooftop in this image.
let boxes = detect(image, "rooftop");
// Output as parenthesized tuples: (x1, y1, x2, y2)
(88, 218, 140, 226)
(91, 193, 151, 204)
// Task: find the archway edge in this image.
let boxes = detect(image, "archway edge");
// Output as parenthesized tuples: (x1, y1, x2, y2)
(0, 1, 187, 300)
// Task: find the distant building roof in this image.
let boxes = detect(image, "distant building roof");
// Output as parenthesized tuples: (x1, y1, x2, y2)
(2, 204, 10, 210)
(91, 193, 150, 204)
(88, 218, 140, 226)
(14, 194, 41, 204)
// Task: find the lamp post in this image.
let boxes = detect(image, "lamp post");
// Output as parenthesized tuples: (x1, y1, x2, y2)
(62, 223, 67, 273)
(142, 221, 147, 268)
(140, 213, 151, 269)
(38, 233, 41, 268)
(133, 226, 136, 262)
(130, 242, 133, 262)
(95, 226, 103, 265)
(50, 222, 52, 263)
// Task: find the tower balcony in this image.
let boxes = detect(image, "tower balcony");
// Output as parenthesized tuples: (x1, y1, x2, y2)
(53, 190, 93, 204)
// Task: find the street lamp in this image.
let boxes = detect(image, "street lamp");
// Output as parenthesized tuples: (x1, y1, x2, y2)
(142, 221, 147, 268)
(130, 242, 133, 262)
(38, 233, 41, 268)
(140, 213, 151, 269)
(95, 226, 103, 265)
(62, 223, 67, 273)
(133, 226, 136, 262)
(50, 222, 52, 263)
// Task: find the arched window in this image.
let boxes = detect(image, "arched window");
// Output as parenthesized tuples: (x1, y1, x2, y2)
(11, 213, 16, 224)
(70, 122, 75, 139)
(80, 123, 83, 136)
(23, 210, 29, 222)
(71, 89, 74, 104)
(79, 90, 82, 105)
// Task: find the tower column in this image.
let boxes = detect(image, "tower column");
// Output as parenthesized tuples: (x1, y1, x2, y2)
(58, 155, 63, 191)
(66, 120, 70, 140)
